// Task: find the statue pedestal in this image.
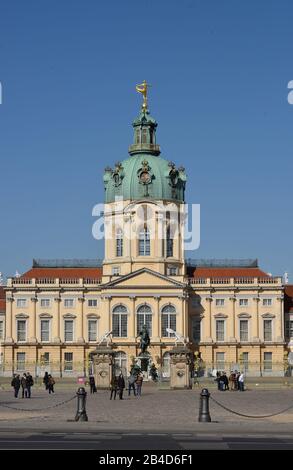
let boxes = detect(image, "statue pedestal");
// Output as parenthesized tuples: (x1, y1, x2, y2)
(169, 346, 193, 389)
(90, 345, 116, 390)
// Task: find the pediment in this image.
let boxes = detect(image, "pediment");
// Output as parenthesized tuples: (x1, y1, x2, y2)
(104, 268, 185, 289)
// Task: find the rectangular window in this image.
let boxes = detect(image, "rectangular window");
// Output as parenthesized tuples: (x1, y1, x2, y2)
(166, 238, 173, 258)
(285, 320, 293, 339)
(240, 320, 249, 342)
(139, 230, 150, 256)
(112, 267, 120, 276)
(88, 299, 98, 307)
(264, 320, 272, 341)
(41, 320, 50, 342)
(239, 299, 248, 307)
(263, 298, 272, 307)
(64, 320, 74, 342)
(64, 299, 74, 308)
(192, 318, 201, 343)
(16, 299, 27, 308)
(216, 320, 225, 342)
(216, 352, 225, 370)
(41, 352, 50, 366)
(16, 352, 25, 371)
(168, 267, 178, 276)
(116, 237, 123, 257)
(17, 320, 26, 342)
(264, 352, 272, 371)
(88, 320, 97, 342)
(241, 352, 249, 372)
(0, 320, 3, 340)
(40, 299, 50, 308)
(112, 314, 128, 337)
(64, 352, 73, 371)
(215, 299, 225, 307)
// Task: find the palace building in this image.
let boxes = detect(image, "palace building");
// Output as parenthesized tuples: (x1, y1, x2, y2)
(0, 87, 288, 377)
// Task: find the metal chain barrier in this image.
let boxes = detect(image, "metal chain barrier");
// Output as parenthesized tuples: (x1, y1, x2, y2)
(0, 395, 76, 412)
(210, 395, 293, 419)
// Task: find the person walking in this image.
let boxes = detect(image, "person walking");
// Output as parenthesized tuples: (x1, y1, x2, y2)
(117, 373, 125, 400)
(21, 373, 27, 398)
(238, 372, 245, 391)
(135, 373, 143, 397)
(219, 372, 226, 391)
(25, 372, 34, 398)
(11, 374, 21, 398)
(48, 374, 55, 394)
(229, 371, 235, 391)
(223, 372, 229, 390)
(110, 376, 118, 400)
(128, 373, 136, 396)
(235, 371, 240, 391)
(215, 371, 221, 390)
(89, 375, 96, 394)
(43, 372, 49, 390)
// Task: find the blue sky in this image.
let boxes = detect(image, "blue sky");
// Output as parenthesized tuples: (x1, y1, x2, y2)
(0, 0, 292, 279)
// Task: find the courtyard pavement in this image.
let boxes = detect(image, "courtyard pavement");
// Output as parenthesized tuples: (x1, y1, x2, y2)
(0, 381, 293, 433)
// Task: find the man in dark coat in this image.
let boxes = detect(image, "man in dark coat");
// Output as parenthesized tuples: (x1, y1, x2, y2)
(11, 374, 21, 398)
(43, 372, 49, 390)
(25, 372, 34, 398)
(89, 375, 96, 394)
(110, 376, 118, 400)
(21, 373, 27, 398)
(117, 373, 125, 400)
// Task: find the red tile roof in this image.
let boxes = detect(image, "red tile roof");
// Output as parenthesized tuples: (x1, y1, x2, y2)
(21, 267, 103, 280)
(0, 287, 5, 312)
(285, 285, 293, 313)
(187, 267, 270, 278)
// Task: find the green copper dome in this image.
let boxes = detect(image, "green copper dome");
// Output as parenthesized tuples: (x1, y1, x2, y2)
(103, 109, 187, 203)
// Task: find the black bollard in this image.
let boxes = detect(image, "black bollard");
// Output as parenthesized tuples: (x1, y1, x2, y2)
(75, 387, 88, 422)
(198, 388, 211, 422)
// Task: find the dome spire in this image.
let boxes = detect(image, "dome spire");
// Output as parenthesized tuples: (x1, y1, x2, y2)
(136, 80, 151, 112)
(129, 80, 160, 156)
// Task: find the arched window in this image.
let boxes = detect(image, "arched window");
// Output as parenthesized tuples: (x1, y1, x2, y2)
(114, 351, 127, 377)
(161, 305, 176, 337)
(112, 305, 128, 337)
(139, 227, 150, 256)
(162, 352, 171, 377)
(116, 229, 123, 257)
(137, 304, 152, 337)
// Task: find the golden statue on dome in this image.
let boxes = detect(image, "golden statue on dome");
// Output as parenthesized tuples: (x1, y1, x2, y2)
(136, 80, 151, 111)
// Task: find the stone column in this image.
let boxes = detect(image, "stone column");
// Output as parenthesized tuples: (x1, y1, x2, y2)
(105, 296, 111, 331)
(5, 297, 14, 343)
(204, 297, 213, 342)
(153, 295, 160, 341)
(54, 297, 62, 343)
(277, 295, 284, 341)
(77, 297, 85, 343)
(30, 296, 38, 343)
(229, 296, 237, 342)
(169, 346, 192, 389)
(129, 295, 136, 341)
(253, 297, 260, 341)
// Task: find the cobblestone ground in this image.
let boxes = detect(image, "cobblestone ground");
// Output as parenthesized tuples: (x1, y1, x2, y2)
(0, 382, 293, 430)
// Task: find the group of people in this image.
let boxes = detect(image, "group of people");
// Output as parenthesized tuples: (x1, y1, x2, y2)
(11, 372, 34, 398)
(11, 371, 56, 398)
(43, 372, 56, 393)
(109, 371, 144, 400)
(216, 370, 245, 391)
